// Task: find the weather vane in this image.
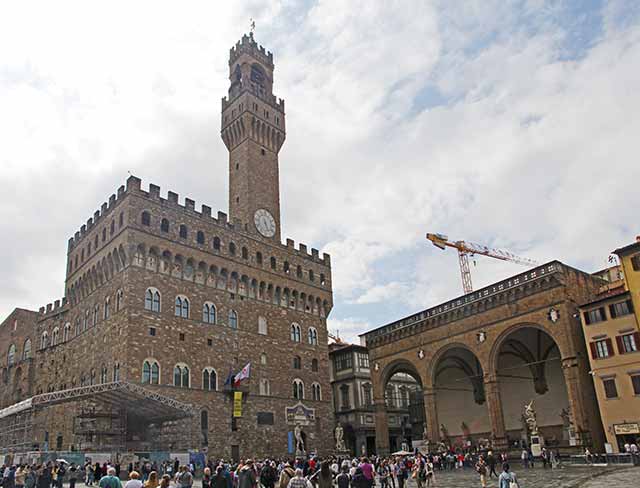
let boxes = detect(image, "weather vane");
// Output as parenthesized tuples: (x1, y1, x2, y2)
(250, 18, 256, 35)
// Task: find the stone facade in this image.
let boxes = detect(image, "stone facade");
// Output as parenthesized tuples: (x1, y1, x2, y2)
(361, 262, 606, 455)
(0, 33, 334, 459)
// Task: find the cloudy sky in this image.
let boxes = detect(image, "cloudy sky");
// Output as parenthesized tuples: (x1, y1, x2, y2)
(1, 0, 639, 343)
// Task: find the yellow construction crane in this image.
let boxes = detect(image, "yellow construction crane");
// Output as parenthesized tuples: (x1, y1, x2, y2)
(426, 233, 539, 294)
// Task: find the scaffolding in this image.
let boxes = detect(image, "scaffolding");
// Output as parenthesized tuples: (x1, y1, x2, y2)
(0, 382, 198, 453)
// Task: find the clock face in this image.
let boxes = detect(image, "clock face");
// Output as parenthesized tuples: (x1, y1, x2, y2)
(254, 209, 276, 237)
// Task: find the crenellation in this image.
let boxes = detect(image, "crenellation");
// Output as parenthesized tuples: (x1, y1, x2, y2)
(322, 253, 331, 265)
(46, 304, 52, 313)
(80, 224, 86, 235)
(299, 243, 307, 254)
(108, 194, 116, 206)
(185, 198, 195, 211)
(311, 248, 319, 259)
(167, 191, 179, 204)
(217, 211, 228, 224)
(286, 238, 294, 248)
(201, 204, 212, 218)
(117, 184, 125, 197)
(149, 184, 161, 199)
(39, 307, 45, 314)
(100, 202, 107, 214)
(93, 210, 100, 221)
(126, 175, 142, 191)
(86, 218, 93, 229)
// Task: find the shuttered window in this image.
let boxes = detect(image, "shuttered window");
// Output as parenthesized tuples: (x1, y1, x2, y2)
(590, 338, 614, 359)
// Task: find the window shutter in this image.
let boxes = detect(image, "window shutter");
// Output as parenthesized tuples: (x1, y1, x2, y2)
(616, 335, 625, 354)
(634, 332, 640, 346)
(599, 308, 606, 321)
(606, 338, 615, 357)
(584, 312, 591, 325)
(589, 342, 597, 359)
(628, 299, 635, 313)
(609, 304, 617, 319)
(632, 255, 640, 271)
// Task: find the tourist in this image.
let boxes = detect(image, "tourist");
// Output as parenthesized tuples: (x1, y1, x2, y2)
(486, 452, 498, 478)
(286, 470, 311, 488)
(236, 461, 255, 488)
(159, 475, 170, 488)
(376, 461, 390, 488)
(315, 462, 332, 488)
(24, 467, 36, 488)
(98, 468, 122, 488)
(85, 464, 94, 487)
(350, 467, 368, 488)
(475, 456, 488, 488)
(520, 449, 528, 469)
(15, 465, 25, 488)
(259, 462, 277, 488)
(423, 459, 434, 488)
(144, 472, 158, 488)
(202, 468, 211, 488)
(335, 465, 350, 488)
(358, 459, 374, 488)
(498, 463, 519, 488)
(176, 467, 193, 488)
(124, 472, 143, 488)
(68, 464, 78, 488)
(278, 463, 295, 488)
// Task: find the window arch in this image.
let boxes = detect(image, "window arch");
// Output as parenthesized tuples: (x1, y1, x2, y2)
(75, 318, 81, 336)
(308, 327, 318, 346)
(260, 353, 267, 365)
(84, 310, 90, 331)
(161, 218, 170, 233)
(51, 327, 60, 347)
(141, 211, 151, 226)
(296, 265, 302, 278)
(93, 304, 100, 326)
(197, 231, 205, 245)
(179, 224, 188, 239)
(113, 363, 120, 382)
(293, 379, 304, 400)
(256, 252, 263, 265)
(229, 242, 236, 256)
(104, 297, 111, 320)
(213, 237, 221, 251)
(228, 310, 238, 329)
(311, 358, 319, 372)
(145, 288, 161, 312)
(100, 364, 108, 383)
(90, 369, 96, 385)
(202, 367, 217, 391)
(22, 339, 31, 360)
(270, 257, 277, 270)
(142, 359, 160, 385)
(63, 323, 71, 342)
(116, 289, 124, 312)
(173, 363, 190, 388)
(242, 247, 248, 259)
(7, 344, 16, 366)
(203, 302, 216, 324)
(312, 383, 322, 401)
(292, 356, 301, 369)
(175, 296, 190, 318)
(259, 379, 271, 396)
(291, 323, 301, 342)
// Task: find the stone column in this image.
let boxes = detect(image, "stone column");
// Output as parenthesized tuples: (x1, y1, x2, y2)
(484, 373, 508, 449)
(374, 398, 390, 456)
(423, 387, 439, 443)
(561, 357, 589, 446)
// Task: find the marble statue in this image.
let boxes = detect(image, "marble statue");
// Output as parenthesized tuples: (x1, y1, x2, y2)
(334, 424, 346, 451)
(294, 423, 306, 456)
(523, 400, 538, 435)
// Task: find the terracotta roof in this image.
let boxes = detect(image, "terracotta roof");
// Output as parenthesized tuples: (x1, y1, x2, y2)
(579, 287, 629, 308)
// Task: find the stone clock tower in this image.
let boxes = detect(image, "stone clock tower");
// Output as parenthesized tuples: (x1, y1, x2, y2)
(221, 33, 286, 241)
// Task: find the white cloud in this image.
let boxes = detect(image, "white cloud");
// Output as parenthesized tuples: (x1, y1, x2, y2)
(327, 317, 371, 345)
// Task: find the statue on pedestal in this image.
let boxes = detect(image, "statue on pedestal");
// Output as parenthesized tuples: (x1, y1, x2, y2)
(294, 423, 306, 456)
(523, 401, 538, 435)
(439, 423, 450, 444)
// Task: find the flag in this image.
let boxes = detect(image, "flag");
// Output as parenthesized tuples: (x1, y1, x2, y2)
(233, 362, 251, 387)
(224, 367, 234, 387)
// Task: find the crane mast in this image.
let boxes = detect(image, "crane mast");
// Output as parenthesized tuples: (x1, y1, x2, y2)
(426, 233, 539, 294)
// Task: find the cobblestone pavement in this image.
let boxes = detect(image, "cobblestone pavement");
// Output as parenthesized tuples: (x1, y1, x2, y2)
(396, 465, 638, 488)
(71, 466, 639, 488)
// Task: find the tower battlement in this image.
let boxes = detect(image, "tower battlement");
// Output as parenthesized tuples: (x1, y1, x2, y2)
(229, 33, 274, 68)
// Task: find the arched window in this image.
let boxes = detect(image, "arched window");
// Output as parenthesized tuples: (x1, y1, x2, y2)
(161, 218, 170, 233)
(110, 220, 115, 236)
(173, 364, 190, 388)
(258, 316, 267, 335)
(175, 296, 190, 318)
(113, 363, 120, 382)
(197, 231, 205, 245)
(362, 383, 372, 406)
(284, 261, 290, 273)
(63, 323, 71, 342)
(203, 303, 216, 324)
(311, 358, 319, 372)
(256, 252, 263, 265)
(308, 327, 318, 346)
(228, 310, 238, 329)
(145, 288, 161, 312)
(116, 289, 123, 312)
(84, 310, 90, 331)
(320, 274, 326, 286)
(309, 270, 315, 282)
(141, 211, 151, 226)
(119, 212, 124, 227)
(260, 353, 267, 365)
(270, 257, 277, 270)
(202, 368, 217, 391)
(22, 339, 31, 360)
(312, 383, 322, 401)
(51, 327, 60, 346)
(213, 237, 221, 251)
(142, 359, 160, 385)
(93, 304, 100, 326)
(201, 410, 209, 431)
(179, 224, 188, 239)
(293, 379, 304, 400)
(75, 318, 81, 336)
(104, 297, 111, 320)
(292, 356, 301, 369)
(90, 369, 96, 385)
(260, 379, 270, 396)
(229, 242, 236, 255)
(296, 265, 302, 278)
(291, 323, 301, 342)
(242, 247, 248, 259)
(100, 364, 108, 383)
(7, 344, 16, 366)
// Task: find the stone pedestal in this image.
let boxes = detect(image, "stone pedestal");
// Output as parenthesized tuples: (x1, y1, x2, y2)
(530, 434, 544, 457)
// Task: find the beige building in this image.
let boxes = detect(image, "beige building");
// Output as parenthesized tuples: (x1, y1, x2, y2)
(578, 239, 640, 452)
